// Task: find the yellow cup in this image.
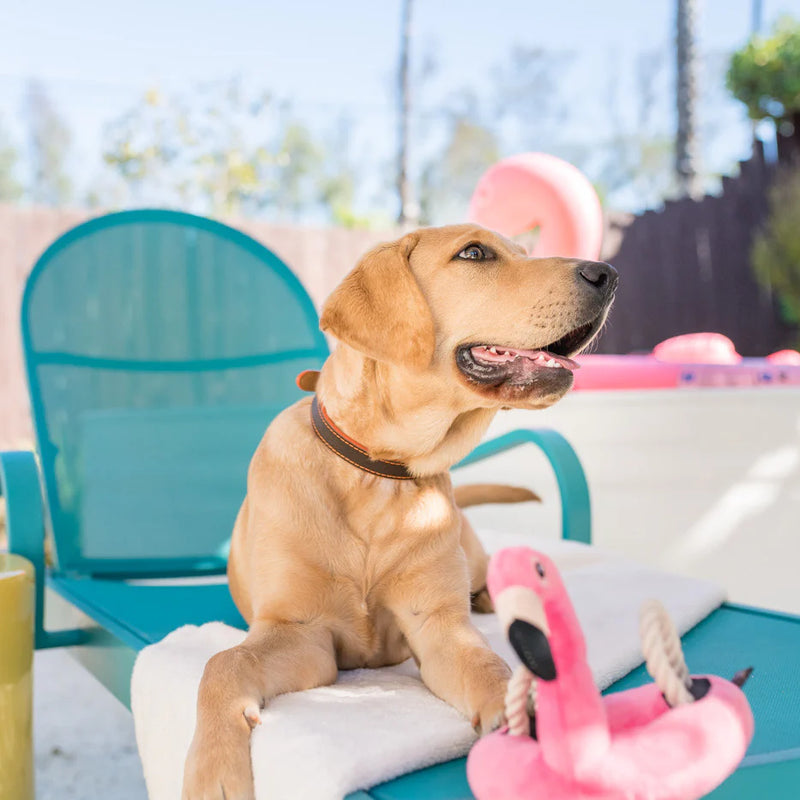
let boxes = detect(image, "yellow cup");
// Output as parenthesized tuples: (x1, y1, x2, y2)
(0, 554, 34, 800)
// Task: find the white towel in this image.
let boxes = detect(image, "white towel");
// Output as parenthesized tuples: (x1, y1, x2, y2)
(131, 533, 724, 800)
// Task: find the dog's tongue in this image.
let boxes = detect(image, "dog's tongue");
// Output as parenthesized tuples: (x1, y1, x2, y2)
(471, 346, 580, 371)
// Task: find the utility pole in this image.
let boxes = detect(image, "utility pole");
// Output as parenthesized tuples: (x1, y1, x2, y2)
(675, 0, 701, 197)
(750, 0, 763, 146)
(751, 0, 763, 35)
(396, 0, 416, 227)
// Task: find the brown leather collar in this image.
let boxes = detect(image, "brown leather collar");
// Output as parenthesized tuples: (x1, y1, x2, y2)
(310, 394, 414, 481)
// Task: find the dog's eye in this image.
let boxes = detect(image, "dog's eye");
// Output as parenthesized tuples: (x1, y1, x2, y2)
(455, 244, 490, 261)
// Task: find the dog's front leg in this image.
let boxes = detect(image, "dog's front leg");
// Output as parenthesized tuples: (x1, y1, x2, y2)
(397, 603, 511, 734)
(182, 620, 337, 800)
(459, 512, 494, 613)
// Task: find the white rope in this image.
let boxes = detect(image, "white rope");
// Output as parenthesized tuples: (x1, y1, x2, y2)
(505, 664, 537, 736)
(504, 600, 694, 737)
(640, 599, 694, 707)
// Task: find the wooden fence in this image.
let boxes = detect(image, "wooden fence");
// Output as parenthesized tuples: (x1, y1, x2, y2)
(597, 142, 796, 355)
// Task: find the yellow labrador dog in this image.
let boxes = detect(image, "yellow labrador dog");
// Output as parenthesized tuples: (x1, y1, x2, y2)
(182, 224, 617, 799)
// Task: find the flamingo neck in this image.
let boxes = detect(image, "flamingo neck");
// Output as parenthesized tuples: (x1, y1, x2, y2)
(537, 598, 610, 778)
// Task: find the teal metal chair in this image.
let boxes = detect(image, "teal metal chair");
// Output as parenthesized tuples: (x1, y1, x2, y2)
(1, 210, 798, 800)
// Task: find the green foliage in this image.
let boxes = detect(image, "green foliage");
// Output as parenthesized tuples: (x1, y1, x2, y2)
(592, 50, 678, 206)
(490, 46, 572, 134)
(752, 166, 800, 330)
(103, 78, 361, 223)
(25, 80, 72, 205)
(726, 17, 800, 124)
(418, 96, 500, 224)
(0, 117, 23, 202)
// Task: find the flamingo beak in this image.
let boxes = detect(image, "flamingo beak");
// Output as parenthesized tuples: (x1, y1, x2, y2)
(493, 586, 557, 681)
(509, 619, 557, 681)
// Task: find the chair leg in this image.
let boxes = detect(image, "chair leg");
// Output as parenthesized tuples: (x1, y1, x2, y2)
(0, 554, 35, 800)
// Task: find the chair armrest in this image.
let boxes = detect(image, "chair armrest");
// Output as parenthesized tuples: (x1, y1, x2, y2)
(0, 451, 86, 649)
(453, 428, 591, 544)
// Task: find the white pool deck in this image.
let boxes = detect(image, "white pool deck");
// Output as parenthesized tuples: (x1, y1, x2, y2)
(34, 387, 800, 797)
(461, 388, 800, 616)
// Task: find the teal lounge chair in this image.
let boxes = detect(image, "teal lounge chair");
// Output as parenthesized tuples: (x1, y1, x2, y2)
(1, 210, 798, 799)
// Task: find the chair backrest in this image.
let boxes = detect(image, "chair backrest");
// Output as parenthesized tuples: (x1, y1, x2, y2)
(22, 210, 329, 578)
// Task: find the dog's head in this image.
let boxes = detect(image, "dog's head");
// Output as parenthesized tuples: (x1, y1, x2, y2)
(321, 224, 617, 411)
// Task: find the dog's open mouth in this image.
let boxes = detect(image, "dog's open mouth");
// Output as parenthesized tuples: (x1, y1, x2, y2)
(456, 319, 597, 387)
(470, 345, 579, 370)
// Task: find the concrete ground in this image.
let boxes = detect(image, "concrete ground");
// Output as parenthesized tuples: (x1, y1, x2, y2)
(34, 648, 146, 800)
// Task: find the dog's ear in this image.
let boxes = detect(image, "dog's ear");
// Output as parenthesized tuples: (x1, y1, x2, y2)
(320, 233, 435, 369)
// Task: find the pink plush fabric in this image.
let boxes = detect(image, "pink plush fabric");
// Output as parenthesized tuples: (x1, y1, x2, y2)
(468, 547, 754, 800)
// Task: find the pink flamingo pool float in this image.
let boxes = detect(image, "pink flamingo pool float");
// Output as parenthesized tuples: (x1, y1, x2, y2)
(467, 548, 754, 800)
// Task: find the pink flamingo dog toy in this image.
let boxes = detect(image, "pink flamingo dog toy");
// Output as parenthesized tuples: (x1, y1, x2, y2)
(467, 547, 754, 800)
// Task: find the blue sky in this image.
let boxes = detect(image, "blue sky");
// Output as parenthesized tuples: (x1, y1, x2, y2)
(1, 0, 799, 214)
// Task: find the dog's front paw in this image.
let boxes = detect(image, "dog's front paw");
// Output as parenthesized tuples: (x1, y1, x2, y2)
(471, 684, 508, 736)
(182, 723, 255, 800)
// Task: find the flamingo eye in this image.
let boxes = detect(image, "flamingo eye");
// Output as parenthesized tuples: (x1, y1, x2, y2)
(535, 562, 546, 579)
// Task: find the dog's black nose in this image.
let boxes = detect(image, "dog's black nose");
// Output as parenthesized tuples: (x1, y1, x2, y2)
(577, 261, 618, 292)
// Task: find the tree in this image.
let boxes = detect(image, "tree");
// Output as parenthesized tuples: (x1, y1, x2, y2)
(490, 46, 573, 151)
(590, 49, 678, 208)
(395, 0, 417, 226)
(414, 47, 571, 224)
(0, 118, 22, 202)
(727, 16, 800, 156)
(751, 165, 800, 334)
(104, 81, 271, 215)
(675, 0, 701, 196)
(103, 78, 360, 223)
(317, 116, 375, 228)
(25, 80, 72, 205)
(415, 43, 684, 219)
(417, 98, 500, 225)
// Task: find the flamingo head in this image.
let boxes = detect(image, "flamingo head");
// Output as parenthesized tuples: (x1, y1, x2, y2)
(487, 547, 573, 682)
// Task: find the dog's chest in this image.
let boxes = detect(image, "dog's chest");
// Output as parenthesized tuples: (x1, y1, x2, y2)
(329, 479, 460, 667)
(333, 601, 411, 668)
(341, 479, 458, 576)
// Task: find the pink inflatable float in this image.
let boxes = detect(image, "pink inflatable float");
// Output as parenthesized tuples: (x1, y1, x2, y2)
(572, 334, 800, 391)
(767, 349, 800, 365)
(468, 153, 603, 260)
(652, 333, 741, 365)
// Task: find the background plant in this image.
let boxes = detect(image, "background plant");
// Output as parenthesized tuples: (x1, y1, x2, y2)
(751, 165, 800, 334)
(727, 17, 800, 140)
